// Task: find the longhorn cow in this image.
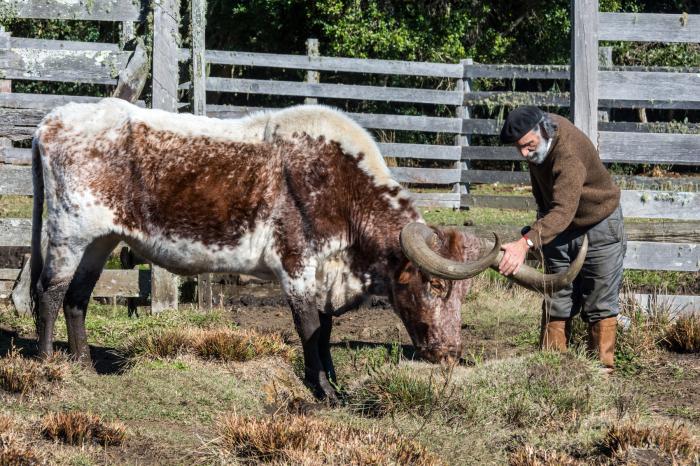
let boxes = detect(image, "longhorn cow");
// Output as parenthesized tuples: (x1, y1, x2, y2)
(30, 99, 585, 401)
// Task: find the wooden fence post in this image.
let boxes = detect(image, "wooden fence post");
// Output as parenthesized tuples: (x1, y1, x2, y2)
(151, 0, 181, 313)
(190, 0, 212, 310)
(571, 0, 599, 146)
(304, 38, 319, 105)
(456, 58, 472, 204)
(0, 27, 12, 161)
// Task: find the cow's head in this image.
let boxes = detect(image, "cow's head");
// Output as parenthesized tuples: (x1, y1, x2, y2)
(391, 223, 587, 363)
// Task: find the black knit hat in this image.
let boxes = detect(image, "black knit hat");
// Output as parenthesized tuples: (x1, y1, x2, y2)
(499, 106, 544, 143)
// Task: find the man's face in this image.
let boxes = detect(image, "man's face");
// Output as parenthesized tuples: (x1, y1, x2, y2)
(515, 127, 549, 165)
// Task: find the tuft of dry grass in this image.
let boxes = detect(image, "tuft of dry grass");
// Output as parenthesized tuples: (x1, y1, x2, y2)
(0, 346, 67, 394)
(508, 444, 585, 466)
(664, 314, 700, 353)
(40, 411, 127, 446)
(0, 432, 42, 466)
(0, 416, 13, 435)
(123, 327, 295, 362)
(218, 414, 443, 465)
(601, 421, 700, 461)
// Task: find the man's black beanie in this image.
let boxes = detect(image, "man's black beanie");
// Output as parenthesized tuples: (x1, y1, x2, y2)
(499, 106, 544, 143)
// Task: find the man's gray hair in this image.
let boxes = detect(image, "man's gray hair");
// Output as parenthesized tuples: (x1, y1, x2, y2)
(536, 113, 558, 140)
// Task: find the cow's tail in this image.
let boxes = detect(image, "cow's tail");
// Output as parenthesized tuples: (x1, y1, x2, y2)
(29, 136, 45, 311)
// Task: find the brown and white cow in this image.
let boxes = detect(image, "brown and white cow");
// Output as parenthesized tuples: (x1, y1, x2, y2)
(30, 99, 585, 401)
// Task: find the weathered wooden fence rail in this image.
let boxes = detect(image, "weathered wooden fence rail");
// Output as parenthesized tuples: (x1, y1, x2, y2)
(0, 1, 698, 313)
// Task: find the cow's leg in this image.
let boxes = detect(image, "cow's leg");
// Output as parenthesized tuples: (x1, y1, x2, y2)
(318, 312, 337, 386)
(35, 239, 87, 358)
(62, 235, 120, 363)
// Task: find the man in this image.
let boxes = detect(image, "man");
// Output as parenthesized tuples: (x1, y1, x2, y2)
(498, 106, 626, 372)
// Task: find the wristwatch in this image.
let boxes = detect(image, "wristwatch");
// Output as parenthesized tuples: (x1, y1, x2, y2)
(520, 226, 534, 248)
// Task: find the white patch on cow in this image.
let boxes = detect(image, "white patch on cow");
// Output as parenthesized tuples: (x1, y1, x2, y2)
(316, 251, 367, 311)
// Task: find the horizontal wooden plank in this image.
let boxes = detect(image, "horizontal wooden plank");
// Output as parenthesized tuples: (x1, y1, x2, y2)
(0, 92, 106, 110)
(599, 132, 700, 165)
(9, 38, 120, 52)
(464, 221, 700, 244)
(378, 143, 461, 161)
(0, 165, 32, 195)
(600, 121, 700, 134)
(1, 45, 129, 84)
(464, 64, 569, 79)
(600, 71, 700, 103)
(0, 108, 43, 140)
(624, 241, 699, 271)
(461, 170, 530, 184)
(179, 49, 463, 78)
(205, 105, 462, 133)
(8, 0, 145, 22)
(0, 268, 149, 298)
(599, 12, 700, 43)
(206, 78, 463, 106)
(0, 268, 20, 281)
(0, 218, 32, 248)
(390, 167, 460, 184)
(462, 146, 520, 161)
(630, 294, 699, 316)
(599, 98, 700, 110)
(409, 192, 460, 209)
(0, 148, 32, 164)
(621, 190, 700, 220)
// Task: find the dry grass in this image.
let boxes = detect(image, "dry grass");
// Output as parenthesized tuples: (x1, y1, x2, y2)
(0, 346, 66, 394)
(40, 411, 127, 446)
(664, 314, 700, 353)
(123, 327, 295, 362)
(601, 421, 700, 461)
(508, 444, 585, 466)
(0, 417, 13, 435)
(0, 431, 42, 466)
(218, 414, 443, 465)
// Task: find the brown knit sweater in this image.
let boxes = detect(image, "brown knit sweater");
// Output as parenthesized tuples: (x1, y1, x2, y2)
(527, 114, 620, 248)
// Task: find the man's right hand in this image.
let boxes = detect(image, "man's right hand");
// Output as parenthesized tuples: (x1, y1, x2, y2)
(498, 237, 530, 276)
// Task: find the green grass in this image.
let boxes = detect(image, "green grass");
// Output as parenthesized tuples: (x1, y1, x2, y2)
(0, 195, 33, 218)
(421, 207, 535, 226)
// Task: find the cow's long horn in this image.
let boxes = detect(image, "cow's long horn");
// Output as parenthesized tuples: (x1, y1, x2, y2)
(492, 235, 589, 294)
(400, 223, 500, 280)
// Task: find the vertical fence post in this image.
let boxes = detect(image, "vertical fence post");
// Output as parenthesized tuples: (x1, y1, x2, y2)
(304, 38, 319, 105)
(456, 58, 472, 208)
(571, 0, 599, 147)
(0, 27, 12, 160)
(598, 46, 612, 123)
(191, 0, 212, 311)
(120, 21, 136, 49)
(151, 0, 181, 313)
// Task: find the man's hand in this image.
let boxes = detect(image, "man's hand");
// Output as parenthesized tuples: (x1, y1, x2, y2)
(498, 237, 530, 276)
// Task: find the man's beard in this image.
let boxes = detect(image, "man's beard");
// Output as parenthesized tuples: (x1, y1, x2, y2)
(524, 136, 550, 165)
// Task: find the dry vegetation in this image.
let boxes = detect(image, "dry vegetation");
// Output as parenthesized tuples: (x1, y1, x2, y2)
(0, 345, 66, 394)
(40, 411, 127, 446)
(217, 413, 443, 465)
(122, 326, 295, 362)
(664, 314, 700, 353)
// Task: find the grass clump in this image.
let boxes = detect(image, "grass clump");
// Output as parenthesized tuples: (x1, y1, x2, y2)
(508, 444, 585, 466)
(601, 421, 699, 461)
(123, 327, 295, 362)
(0, 346, 66, 394)
(664, 314, 700, 353)
(40, 411, 126, 446)
(218, 414, 443, 465)
(0, 432, 42, 466)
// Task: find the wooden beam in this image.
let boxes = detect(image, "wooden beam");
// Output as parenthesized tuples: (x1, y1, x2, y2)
(304, 39, 319, 105)
(599, 131, 700, 165)
(621, 190, 700, 220)
(378, 143, 461, 161)
(8, 0, 145, 22)
(151, 0, 181, 313)
(624, 242, 698, 272)
(206, 77, 463, 106)
(571, 0, 599, 146)
(112, 38, 150, 103)
(629, 294, 699, 316)
(599, 12, 700, 43)
(389, 167, 461, 185)
(191, 0, 207, 117)
(600, 71, 700, 104)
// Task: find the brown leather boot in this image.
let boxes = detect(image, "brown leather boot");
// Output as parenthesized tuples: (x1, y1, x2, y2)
(588, 317, 617, 371)
(539, 313, 570, 351)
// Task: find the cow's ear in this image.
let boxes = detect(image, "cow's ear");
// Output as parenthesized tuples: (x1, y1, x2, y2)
(398, 262, 415, 284)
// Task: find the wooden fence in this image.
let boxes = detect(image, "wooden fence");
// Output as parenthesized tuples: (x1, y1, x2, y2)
(0, 0, 698, 314)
